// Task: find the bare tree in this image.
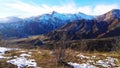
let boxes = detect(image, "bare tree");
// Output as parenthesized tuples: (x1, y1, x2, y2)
(53, 31, 73, 68)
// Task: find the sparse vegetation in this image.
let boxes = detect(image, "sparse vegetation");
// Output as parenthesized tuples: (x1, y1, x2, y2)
(0, 47, 120, 68)
(0, 34, 120, 68)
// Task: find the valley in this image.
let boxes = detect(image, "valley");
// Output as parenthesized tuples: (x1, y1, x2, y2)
(0, 34, 120, 68)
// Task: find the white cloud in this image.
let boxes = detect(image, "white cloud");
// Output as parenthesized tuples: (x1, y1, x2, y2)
(0, 0, 119, 18)
(6, 1, 47, 16)
(77, 6, 92, 15)
(93, 4, 119, 15)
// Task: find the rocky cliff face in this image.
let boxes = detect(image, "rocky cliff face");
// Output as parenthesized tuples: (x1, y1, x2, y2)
(47, 9, 120, 40)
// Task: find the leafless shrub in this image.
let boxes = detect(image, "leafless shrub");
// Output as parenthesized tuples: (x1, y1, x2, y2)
(53, 31, 73, 68)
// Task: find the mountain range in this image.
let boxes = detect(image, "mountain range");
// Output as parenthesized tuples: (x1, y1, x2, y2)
(0, 9, 120, 40)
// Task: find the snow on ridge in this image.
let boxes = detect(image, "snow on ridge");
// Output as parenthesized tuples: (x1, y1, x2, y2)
(0, 47, 39, 68)
(0, 47, 11, 54)
(7, 57, 38, 68)
(68, 62, 97, 68)
(7, 51, 39, 68)
(75, 53, 119, 68)
(0, 55, 11, 59)
(0, 47, 15, 59)
(76, 53, 90, 59)
(0, 47, 18, 55)
(96, 57, 117, 67)
(38, 11, 94, 23)
(20, 53, 31, 57)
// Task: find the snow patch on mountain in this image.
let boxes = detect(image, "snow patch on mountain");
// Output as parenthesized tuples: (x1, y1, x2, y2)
(0, 47, 39, 68)
(7, 57, 38, 68)
(0, 47, 11, 54)
(68, 62, 97, 68)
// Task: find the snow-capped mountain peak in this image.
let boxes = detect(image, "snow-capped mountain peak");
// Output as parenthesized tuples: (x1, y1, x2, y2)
(0, 16, 22, 23)
(76, 12, 94, 20)
(111, 9, 120, 18)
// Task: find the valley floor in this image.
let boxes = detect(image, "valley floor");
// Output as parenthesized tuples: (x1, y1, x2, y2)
(0, 46, 120, 68)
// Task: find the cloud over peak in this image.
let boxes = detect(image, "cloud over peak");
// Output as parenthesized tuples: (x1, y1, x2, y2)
(0, 0, 119, 18)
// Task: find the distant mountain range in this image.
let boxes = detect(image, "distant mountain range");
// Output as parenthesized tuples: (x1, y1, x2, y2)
(0, 11, 94, 38)
(47, 9, 120, 40)
(0, 9, 120, 39)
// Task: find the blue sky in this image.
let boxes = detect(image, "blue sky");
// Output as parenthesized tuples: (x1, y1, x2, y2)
(0, 0, 120, 18)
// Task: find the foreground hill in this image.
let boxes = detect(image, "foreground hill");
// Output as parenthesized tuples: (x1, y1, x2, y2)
(0, 46, 120, 68)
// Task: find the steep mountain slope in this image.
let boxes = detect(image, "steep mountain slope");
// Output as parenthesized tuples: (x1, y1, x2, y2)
(0, 12, 94, 38)
(0, 9, 120, 39)
(96, 9, 120, 38)
(97, 9, 120, 22)
(47, 9, 120, 40)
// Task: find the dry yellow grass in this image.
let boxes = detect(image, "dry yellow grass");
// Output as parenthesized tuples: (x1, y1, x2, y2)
(0, 47, 120, 68)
